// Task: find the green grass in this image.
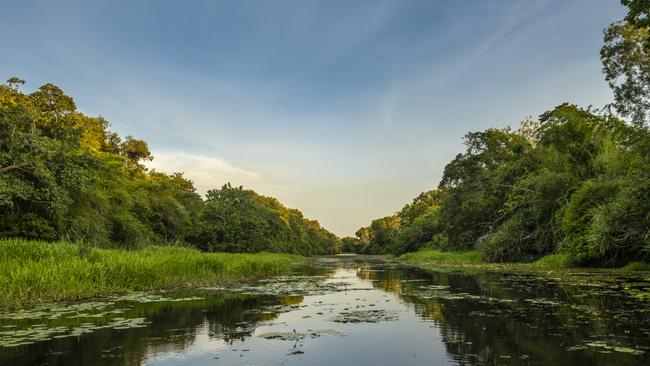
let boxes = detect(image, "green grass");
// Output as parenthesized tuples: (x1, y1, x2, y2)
(398, 249, 575, 271)
(399, 249, 484, 265)
(398, 249, 650, 276)
(620, 261, 650, 271)
(0, 239, 303, 309)
(530, 253, 574, 269)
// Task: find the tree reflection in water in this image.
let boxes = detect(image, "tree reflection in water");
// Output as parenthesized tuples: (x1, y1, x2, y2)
(361, 264, 650, 365)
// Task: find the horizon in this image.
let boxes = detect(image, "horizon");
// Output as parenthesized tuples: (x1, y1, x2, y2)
(1, 0, 626, 236)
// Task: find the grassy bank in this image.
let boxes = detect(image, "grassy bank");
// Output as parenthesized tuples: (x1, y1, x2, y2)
(398, 249, 650, 273)
(399, 249, 484, 265)
(0, 239, 303, 309)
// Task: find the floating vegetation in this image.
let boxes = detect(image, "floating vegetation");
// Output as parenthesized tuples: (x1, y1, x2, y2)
(0, 317, 150, 348)
(419, 285, 450, 290)
(568, 341, 646, 356)
(0, 326, 68, 348)
(331, 309, 399, 323)
(209, 322, 259, 340)
(0, 301, 117, 321)
(232, 276, 360, 297)
(407, 285, 516, 305)
(0, 291, 210, 348)
(115, 293, 204, 303)
(524, 298, 561, 306)
(107, 317, 150, 330)
(258, 329, 343, 341)
(0, 292, 205, 322)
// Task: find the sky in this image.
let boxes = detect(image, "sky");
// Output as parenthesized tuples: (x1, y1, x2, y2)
(1, 0, 626, 236)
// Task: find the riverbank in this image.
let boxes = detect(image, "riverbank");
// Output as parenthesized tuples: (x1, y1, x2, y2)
(398, 249, 650, 273)
(0, 239, 303, 309)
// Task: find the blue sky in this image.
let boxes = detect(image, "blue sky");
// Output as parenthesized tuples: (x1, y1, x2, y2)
(1, 0, 625, 236)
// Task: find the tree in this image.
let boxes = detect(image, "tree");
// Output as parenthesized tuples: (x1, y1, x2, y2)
(398, 190, 442, 228)
(601, 1, 650, 125)
(120, 136, 152, 162)
(437, 126, 532, 250)
(340, 236, 361, 253)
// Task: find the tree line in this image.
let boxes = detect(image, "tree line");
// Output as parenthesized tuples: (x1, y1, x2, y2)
(0, 80, 338, 255)
(345, 1, 650, 266)
(2, 1, 648, 262)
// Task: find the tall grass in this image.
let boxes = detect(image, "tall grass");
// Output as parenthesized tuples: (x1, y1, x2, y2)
(398, 249, 575, 270)
(399, 249, 484, 264)
(0, 239, 303, 309)
(620, 261, 650, 271)
(530, 253, 574, 269)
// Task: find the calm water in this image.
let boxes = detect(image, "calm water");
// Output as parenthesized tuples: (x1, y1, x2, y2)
(1, 256, 649, 365)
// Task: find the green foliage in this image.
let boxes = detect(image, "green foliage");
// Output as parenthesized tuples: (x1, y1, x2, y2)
(350, 190, 442, 255)
(583, 184, 650, 265)
(357, 104, 650, 266)
(397, 190, 442, 228)
(480, 212, 532, 262)
(340, 236, 362, 253)
(392, 208, 443, 254)
(0, 79, 339, 255)
(438, 127, 533, 250)
(192, 184, 338, 255)
(0, 239, 302, 309)
(602, 2, 650, 125)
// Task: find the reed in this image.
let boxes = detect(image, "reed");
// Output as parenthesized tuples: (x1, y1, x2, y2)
(0, 239, 302, 309)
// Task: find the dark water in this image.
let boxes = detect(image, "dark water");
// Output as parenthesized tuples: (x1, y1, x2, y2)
(1, 256, 649, 365)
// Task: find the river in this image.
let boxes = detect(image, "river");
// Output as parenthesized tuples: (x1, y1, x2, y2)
(1, 255, 649, 365)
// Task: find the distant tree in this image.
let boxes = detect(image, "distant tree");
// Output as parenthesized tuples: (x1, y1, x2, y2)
(340, 236, 361, 253)
(193, 183, 338, 255)
(120, 136, 152, 162)
(5, 77, 25, 90)
(398, 190, 442, 228)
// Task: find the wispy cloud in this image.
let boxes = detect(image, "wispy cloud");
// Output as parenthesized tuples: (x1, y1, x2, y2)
(147, 151, 259, 195)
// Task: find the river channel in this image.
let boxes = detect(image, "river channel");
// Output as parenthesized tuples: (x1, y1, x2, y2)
(1, 255, 649, 365)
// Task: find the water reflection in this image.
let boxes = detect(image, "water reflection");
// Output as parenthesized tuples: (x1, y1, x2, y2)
(362, 265, 650, 365)
(0, 256, 648, 365)
(0, 293, 298, 365)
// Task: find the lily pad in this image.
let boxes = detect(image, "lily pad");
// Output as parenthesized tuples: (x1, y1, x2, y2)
(258, 329, 343, 341)
(331, 309, 399, 323)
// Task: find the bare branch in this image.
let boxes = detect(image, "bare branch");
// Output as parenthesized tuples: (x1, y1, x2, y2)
(495, 184, 536, 194)
(0, 164, 19, 173)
